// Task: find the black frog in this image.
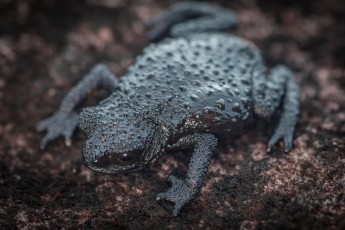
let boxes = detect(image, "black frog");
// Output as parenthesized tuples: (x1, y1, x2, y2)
(37, 2, 299, 216)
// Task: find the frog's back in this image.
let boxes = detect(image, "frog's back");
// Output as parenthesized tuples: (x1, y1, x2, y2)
(120, 33, 261, 132)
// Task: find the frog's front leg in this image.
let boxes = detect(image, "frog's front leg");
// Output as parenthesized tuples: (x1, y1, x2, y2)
(37, 64, 119, 149)
(157, 133, 218, 216)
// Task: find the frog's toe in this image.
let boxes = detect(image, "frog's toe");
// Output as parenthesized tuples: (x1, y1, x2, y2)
(156, 175, 195, 216)
(267, 122, 294, 153)
(36, 116, 53, 131)
(37, 111, 79, 149)
(172, 200, 185, 217)
(40, 130, 60, 149)
(156, 176, 183, 203)
(62, 112, 79, 146)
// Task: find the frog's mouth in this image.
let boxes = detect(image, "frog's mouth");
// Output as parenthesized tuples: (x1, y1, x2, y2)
(83, 148, 144, 174)
(82, 122, 169, 174)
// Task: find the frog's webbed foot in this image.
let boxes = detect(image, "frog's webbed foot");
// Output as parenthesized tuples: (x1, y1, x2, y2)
(146, 2, 237, 42)
(253, 65, 300, 153)
(37, 111, 79, 149)
(157, 175, 196, 216)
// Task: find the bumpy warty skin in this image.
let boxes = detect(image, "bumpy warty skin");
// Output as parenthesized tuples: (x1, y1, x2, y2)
(101, 34, 256, 132)
(79, 33, 258, 170)
(38, 2, 300, 216)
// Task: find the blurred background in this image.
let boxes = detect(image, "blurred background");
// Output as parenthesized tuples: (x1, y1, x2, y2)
(0, 0, 344, 229)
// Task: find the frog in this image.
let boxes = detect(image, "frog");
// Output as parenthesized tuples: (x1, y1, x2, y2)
(37, 2, 300, 216)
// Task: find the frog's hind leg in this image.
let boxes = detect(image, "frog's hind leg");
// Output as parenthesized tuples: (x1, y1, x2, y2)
(253, 65, 300, 152)
(146, 2, 237, 42)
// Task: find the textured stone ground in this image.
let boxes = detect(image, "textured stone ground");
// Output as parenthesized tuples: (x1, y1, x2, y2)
(0, 0, 344, 229)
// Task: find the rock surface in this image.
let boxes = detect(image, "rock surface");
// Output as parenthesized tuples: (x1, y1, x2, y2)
(0, 0, 344, 229)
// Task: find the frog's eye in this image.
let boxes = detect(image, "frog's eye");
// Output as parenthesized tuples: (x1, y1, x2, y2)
(90, 149, 142, 169)
(117, 150, 142, 165)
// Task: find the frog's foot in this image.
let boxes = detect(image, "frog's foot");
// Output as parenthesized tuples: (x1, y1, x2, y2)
(267, 115, 296, 153)
(253, 65, 299, 153)
(37, 111, 79, 149)
(146, 2, 237, 42)
(156, 175, 197, 216)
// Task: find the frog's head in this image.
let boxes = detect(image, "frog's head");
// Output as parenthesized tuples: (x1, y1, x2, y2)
(79, 107, 168, 173)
